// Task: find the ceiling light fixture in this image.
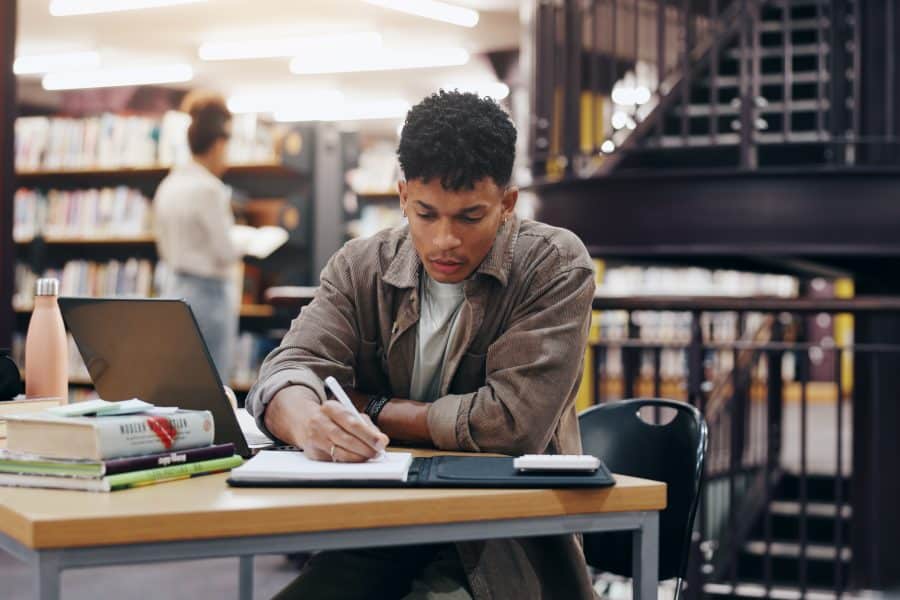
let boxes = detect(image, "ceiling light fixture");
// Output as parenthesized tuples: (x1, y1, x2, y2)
(42, 64, 193, 90)
(199, 32, 383, 61)
(14, 51, 101, 75)
(274, 99, 411, 122)
(50, 0, 207, 16)
(290, 47, 469, 75)
(362, 0, 479, 28)
(227, 90, 346, 114)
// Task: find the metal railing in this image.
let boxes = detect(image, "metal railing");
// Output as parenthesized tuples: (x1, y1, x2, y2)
(531, 0, 900, 178)
(587, 295, 900, 598)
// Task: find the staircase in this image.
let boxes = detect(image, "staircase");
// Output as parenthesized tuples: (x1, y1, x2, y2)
(704, 473, 852, 599)
(617, 0, 856, 172)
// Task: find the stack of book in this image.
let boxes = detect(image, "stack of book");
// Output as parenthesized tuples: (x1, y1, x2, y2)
(0, 401, 242, 492)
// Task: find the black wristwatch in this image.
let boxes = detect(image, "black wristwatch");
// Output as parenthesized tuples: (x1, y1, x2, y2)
(364, 394, 391, 425)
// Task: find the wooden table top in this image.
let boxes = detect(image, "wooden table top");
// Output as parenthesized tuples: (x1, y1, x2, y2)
(0, 450, 666, 550)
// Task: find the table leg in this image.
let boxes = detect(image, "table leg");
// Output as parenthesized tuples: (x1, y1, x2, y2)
(33, 551, 61, 600)
(239, 555, 254, 600)
(632, 512, 660, 600)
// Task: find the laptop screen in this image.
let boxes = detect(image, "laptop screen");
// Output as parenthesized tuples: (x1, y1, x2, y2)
(58, 297, 252, 457)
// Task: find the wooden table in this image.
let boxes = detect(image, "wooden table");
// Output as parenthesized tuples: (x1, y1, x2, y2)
(0, 459, 666, 600)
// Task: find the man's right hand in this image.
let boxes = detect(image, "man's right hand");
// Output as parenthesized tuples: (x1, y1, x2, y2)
(265, 386, 389, 462)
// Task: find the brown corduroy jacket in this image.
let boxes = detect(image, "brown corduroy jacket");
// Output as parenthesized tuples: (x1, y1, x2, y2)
(246, 216, 598, 600)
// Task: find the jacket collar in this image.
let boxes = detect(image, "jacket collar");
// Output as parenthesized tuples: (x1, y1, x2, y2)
(382, 215, 519, 290)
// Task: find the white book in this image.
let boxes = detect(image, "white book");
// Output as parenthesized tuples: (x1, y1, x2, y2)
(229, 225, 289, 259)
(230, 450, 414, 483)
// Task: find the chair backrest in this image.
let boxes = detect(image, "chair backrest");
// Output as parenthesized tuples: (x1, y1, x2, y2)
(579, 398, 707, 581)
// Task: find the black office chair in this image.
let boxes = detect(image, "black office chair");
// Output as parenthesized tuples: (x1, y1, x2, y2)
(579, 398, 707, 598)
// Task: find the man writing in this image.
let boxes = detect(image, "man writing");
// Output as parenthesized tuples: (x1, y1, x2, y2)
(247, 90, 597, 599)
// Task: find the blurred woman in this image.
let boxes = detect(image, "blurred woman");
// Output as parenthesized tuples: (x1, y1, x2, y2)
(154, 91, 240, 382)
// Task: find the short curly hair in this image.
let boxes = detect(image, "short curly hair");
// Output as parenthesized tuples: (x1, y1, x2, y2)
(398, 90, 517, 191)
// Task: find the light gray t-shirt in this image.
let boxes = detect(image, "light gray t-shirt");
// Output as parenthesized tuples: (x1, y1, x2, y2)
(409, 274, 465, 403)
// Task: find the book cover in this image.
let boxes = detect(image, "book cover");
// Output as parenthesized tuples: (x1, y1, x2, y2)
(0, 443, 235, 478)
(5, 409, 215, 460)
(0, 455, 243, 492)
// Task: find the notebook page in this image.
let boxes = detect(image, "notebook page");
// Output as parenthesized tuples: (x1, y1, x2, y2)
(230, 450, 414, 482)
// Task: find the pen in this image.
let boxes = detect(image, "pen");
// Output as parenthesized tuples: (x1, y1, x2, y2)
(324, 376, 385, 458)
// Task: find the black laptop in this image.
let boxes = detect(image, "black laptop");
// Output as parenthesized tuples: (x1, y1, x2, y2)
(58, 297, 274, 458)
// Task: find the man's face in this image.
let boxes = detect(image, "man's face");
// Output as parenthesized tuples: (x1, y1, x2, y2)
(399, 177, 517, 284)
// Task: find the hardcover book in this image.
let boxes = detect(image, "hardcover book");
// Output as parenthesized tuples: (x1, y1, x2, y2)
(5, 409, 214, 460)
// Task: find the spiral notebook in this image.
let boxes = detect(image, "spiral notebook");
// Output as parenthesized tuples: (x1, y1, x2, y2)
(227, 451, 615, 489)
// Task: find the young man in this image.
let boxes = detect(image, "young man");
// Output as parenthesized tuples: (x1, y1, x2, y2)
(246, 90, 597, 600)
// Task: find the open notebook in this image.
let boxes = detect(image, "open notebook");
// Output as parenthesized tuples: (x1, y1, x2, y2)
(230, 450, 415, 483)
(228, 451, 616, 489)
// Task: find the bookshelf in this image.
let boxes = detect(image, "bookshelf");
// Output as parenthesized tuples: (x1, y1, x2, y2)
(15, 162, 301, 183)
(14, 235, 157, 245)
(9, 113, 324, 400)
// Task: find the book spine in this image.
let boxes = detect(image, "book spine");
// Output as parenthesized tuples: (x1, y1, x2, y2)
(102, 443, 235, 475)
(105, 455, 243, 490)
(95, 411, 215, 459)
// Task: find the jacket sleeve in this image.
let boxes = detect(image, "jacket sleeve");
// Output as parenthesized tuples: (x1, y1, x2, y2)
(426, 264, 595, 456)
(244, 249, 361, 440)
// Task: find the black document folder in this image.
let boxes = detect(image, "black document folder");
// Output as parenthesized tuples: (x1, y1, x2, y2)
(227, 455, 616, 489)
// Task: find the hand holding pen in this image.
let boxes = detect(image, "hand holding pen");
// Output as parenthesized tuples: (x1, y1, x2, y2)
(321, 376, 388, 462)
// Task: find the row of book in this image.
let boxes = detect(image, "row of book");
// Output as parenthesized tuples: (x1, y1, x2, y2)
(14, 186, 152, 241)
(0, 399, 242, 492)
(10, 330, 275, 395)
(597, 265, 799, 298)
(13, 259, 160, 310)
(15, 112, 277, 172)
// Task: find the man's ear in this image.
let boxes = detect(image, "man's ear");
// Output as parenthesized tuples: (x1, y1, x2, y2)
(501, 186, 518, 219)
(398, 180, 408, 215)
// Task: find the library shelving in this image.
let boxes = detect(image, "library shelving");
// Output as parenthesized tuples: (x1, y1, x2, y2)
(10, 113, 327, 401)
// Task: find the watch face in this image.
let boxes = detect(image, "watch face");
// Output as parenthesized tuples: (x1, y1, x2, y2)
(0, 355, 22, 400)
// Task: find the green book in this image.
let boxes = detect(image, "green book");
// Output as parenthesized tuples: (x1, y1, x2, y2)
(0, 455, 243, 492)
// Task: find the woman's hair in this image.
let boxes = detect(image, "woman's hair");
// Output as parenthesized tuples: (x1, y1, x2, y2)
(181, 90, 231, 155)
(397, 89, 516, 191)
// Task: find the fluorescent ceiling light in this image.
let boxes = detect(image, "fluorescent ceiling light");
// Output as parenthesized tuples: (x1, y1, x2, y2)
(42, 64, 193, 90)
(50, 0, 206, 16)
(363, 0, 479, 27)
(443, 80, 509, 100)
(290, 47, 469, 75)
(228, 90, 346, 114)
(199, 32, 382, 61)
(275, 99, 411, 122)
(14, 51, 101, 75)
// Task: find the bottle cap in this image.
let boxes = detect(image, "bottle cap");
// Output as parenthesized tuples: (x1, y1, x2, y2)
(35, 278, 60, 297)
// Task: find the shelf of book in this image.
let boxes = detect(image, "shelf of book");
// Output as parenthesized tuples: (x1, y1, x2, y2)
(15, 162, 301, 182)
(355, 191, 399, 202)
(14, 235, 156, 245)
(14, 303, 274, 318)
